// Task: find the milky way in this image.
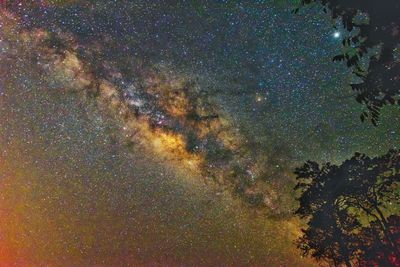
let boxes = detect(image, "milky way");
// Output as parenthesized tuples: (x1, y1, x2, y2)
(0, 1, 399, 266)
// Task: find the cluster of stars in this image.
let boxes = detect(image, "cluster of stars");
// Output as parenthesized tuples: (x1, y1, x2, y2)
(0, 1, 399, 266)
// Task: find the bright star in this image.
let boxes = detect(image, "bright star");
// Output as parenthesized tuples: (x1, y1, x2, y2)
(333, 31, 341, 39)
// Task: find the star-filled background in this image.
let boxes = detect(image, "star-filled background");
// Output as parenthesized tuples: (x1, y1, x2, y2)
(0, 0, 399, 266)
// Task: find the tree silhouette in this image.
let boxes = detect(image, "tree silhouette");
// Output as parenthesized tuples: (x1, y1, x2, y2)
(294, 0, 400, 125)
(295, 150, 400, 266)
(357, 215, 400, 267)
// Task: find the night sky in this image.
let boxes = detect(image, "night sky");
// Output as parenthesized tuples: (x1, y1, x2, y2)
(0, 1, 399, 266)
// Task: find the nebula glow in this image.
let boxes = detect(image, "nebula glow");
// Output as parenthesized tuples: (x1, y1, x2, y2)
(0, 1, 399, 266)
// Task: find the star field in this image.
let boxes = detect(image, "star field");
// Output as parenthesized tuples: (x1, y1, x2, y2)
(0, 1, 399, 266)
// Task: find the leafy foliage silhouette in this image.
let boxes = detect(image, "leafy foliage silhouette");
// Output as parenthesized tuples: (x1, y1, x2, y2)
(294, 0, 400, 125)
(295, 150, 400, 266)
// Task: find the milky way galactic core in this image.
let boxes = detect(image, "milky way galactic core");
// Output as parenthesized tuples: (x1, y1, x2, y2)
(0, 1, 399, 266)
